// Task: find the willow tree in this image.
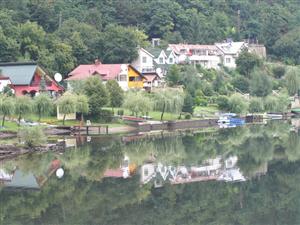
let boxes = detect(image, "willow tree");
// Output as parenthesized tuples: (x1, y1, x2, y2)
(123, 91, 153, 117)
(57, 92, 76, 125)
(153, 88, 184, 121)
(15, 96, 33, 125)
(285, 68, 300, 96)
(0, 96, 14, 127)
(76, 94, 89, 124)
(34, 93, 53, 122)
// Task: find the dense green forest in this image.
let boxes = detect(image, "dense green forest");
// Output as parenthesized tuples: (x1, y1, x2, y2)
(0, 0, 300, 76)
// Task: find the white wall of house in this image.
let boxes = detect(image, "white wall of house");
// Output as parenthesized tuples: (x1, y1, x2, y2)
(222, 55, 237, 68)
(189, 55, 221, 69)
(131, 48, 154, 73)
(0, 79, 11, 92)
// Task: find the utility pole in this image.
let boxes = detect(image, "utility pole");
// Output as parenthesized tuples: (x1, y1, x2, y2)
(58, 11, 62, 28)
(237, 9, 241, 40)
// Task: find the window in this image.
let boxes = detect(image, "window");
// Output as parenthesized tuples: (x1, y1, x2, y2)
(169, 58, 173, 63)
(129, 77, 135, 81)
(144, 168, 149, 176)
(226, 58, 231, 63)
(119, 75, 127, 81)
(159, 57, 163, 64)
(142, 56, 147, 63)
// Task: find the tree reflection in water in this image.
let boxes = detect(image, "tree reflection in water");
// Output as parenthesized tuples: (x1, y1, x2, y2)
(0, 120, 300, 225)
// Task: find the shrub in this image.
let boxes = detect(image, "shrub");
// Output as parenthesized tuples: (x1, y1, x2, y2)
(216, 95, 230, 111)
(195, 97, 208, 106)
(18, 126, 47, 148)
(99, 109, 114, 123)
(184, 114, 192, 119)
(117, 109, 124, 116)
(231, 76, 250, 93)
(228, 94, 248, 114)
(272, 65, 286, 78)
(249, 98, 264, 113)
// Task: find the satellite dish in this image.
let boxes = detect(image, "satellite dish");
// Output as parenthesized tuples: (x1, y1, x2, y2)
(156, 68, 162, 75)
(54, 73, 63, 82)
(56, 168, 64, 179)
(121, 64, 127, 72)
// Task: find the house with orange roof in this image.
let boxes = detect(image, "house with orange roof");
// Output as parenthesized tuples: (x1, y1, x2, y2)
(66, 60, 145, 91)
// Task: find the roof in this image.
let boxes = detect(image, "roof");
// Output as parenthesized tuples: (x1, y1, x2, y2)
(140, 48, 154, 58)
(146, 47, 164, 58)
(0, 75, 11, 80)
(144, 73, 160, 82)
(215, 42, 246, 54)
(168, 44, 217, 54)
(67, 63, 124, 81)
(0, 62, 38, 85)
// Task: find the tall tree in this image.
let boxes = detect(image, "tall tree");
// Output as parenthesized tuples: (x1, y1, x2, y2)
(84, 76, 108, 116)
(106, 80, 124, 112)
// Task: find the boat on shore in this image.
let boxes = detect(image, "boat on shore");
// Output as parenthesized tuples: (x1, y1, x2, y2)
(291, 108, 300, 115)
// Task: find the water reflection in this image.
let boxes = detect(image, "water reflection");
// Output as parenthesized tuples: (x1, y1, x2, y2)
(1, 120, 300, 225)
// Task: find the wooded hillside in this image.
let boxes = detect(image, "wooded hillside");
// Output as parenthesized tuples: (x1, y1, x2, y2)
(0, 0, 299, 75)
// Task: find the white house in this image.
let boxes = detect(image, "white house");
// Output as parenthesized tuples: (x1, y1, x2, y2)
(131, 48, 155, 73)
(215, 41, 247, 68)
(168, 44, 222, 69)
(0, 76, 12, 92)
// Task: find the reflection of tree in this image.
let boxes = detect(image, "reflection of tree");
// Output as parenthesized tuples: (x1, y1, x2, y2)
(284, 132, 300, 162)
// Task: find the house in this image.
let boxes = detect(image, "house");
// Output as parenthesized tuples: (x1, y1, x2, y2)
(131, 48, 155, 74)
(168, 44, 221, 69)
(215, 41, 247, 68)
(66, 60, 145, 91)
(0, 75, 12, 92)
(143, 72, 161, 91)
(0, 62, 64, 97)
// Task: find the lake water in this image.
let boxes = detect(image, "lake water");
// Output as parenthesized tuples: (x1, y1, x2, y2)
(1, 120, 300, 225)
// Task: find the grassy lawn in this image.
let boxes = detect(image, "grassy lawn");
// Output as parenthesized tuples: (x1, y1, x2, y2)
(0, 121, 20, 132)
(193, 105, 219, 118)
(105, 107, 179, 121)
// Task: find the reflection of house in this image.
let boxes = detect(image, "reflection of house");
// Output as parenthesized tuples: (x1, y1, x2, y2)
(140, 155, 248, 187)
(0, 159, 61, 189)
(103, 156, 136, 179)
(0, 62, 64, 96)
(66, 60, 145, 91)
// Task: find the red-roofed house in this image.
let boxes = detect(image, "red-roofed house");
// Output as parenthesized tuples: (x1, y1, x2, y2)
(66, 60, 145, 91)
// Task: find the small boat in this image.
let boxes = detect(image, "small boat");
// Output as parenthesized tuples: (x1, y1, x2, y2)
(266, 113, 283, 120)
(218, 113, 245, 126)
(291, 108, 300, 114)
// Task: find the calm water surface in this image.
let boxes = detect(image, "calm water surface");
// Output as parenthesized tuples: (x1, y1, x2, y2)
(1, 120, 300, 225)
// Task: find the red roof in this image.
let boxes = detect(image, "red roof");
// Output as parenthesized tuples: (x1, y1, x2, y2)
(66, 63, 126, 81)
(103, 169, 123, 178)
(144, 74, 159, 82)
(0, 75, 11, 81)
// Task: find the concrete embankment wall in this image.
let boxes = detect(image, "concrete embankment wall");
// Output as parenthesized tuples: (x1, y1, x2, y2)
(137, 119, 219, 132)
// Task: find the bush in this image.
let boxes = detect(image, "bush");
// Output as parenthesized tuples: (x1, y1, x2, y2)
(117, 109, 124, 116)
(249, 98, 264, 113)
(195, 97, 208, 106)
(272, 65, 286, 78)
(228, 94, 248, 114)
(264, 96, 278, 112)
(231, 76, 250, 93)
(99, 109, 114, 123)
(184, 114, 192, 119)
(18, 126, 46, 148)
(216, 95, 230, 111)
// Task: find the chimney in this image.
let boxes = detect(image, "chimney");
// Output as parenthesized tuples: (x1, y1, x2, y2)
(94, 59, 101, 65)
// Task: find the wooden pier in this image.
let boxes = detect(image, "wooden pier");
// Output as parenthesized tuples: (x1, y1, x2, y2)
(72, 125, 109, 135)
